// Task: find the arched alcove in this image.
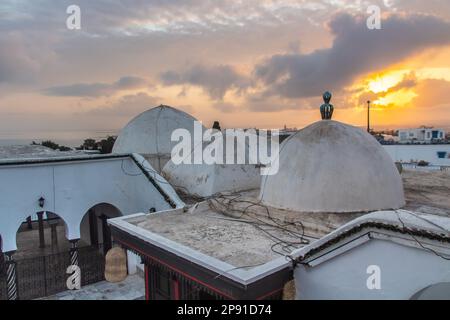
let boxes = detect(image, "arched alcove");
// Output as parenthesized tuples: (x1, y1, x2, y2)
(79, 203, 123, 255)
(11, 212, 74, 300)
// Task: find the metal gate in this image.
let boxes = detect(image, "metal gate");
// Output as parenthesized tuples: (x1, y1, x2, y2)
(0, 245, 105, 300)
(0, 263, 6, 300)
(78, 245, 106, 287)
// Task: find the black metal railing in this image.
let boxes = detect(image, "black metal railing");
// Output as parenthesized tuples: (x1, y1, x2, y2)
(0, 264, 6, 300)
(78, 245, 106, 287)
(0, 244, 106, 300)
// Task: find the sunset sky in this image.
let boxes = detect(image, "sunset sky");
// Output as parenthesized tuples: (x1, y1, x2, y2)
(1, 0, 450, 142)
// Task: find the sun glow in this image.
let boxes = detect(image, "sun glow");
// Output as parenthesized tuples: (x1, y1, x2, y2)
(366, 71, 408, 94)
(373, 90, 417, 107)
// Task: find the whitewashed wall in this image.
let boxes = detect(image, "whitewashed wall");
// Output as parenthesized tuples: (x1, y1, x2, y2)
(295, 239, 450, 300)
(383, 145, 450, 166)
(0, 155, 182, 252)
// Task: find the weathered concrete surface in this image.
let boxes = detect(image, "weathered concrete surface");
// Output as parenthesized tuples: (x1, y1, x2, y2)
(112, 105, 203, 172)
(403, 169, 450, 216)
(260, 120, 405, 213)
(126, 193, 362, 269)
(128, 201, 305, 268)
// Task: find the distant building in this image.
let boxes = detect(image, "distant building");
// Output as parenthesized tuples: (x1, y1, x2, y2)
(273, 126, 298, 144)
(398, 127, 446, 144)
(383, 144, 450, 167)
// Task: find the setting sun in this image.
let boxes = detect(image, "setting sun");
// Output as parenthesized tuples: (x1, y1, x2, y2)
(367, 71, 407, 94)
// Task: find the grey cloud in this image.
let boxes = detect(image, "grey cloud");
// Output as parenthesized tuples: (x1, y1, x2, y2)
(87, 92, 159, 116)
(43, 76, 147, 97)
(212, 102, 239, 113)
(0, 0, 333, 36)
(244, 93, 307, 112)
(87, 92, 194, 117)
(393, 0, 450, 19)
(254, 13, 450, 99)
(115, 76, 147, 89)
(388, 72, 418, 92)
(0, 34, 40, 84)
(160, 65, 250, 100)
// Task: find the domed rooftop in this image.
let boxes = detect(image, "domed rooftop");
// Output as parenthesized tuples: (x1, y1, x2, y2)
(113, 105, 203, 171)
(162, 128, 261, 197)
(260, 92, 405, 213)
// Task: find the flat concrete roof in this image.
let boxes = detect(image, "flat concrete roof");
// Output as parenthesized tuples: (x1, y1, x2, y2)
(109, 169, 450, 283)
(403, 169, 450, 217)
(109, 192, 362, 284)
(128, 203, 304, 268)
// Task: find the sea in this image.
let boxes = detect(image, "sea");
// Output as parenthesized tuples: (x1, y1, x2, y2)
(0, 130, 119, 148)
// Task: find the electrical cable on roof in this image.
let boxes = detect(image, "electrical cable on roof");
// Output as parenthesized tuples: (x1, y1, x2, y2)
(121, 156, 307, 263)
(395, 211, 450, 261)
(207, 192, 309, 258)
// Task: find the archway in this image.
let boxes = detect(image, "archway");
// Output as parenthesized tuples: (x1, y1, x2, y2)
(79, 203, 143, 278)
(80, 203, 123, 256)
(15, 211, 70, 257)
(11, 212, 72, 300)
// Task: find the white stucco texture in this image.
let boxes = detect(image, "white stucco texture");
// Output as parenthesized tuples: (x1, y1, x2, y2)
(162, 132, 261, 197)
(260, 120, 405, 213)
(0, 155, 183, 252)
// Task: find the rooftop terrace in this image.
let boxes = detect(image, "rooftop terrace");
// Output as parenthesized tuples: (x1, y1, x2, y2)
(109, 169, 450, 284)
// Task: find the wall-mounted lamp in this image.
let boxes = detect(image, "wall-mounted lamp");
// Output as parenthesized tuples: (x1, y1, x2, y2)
(38, 196, 45, 208)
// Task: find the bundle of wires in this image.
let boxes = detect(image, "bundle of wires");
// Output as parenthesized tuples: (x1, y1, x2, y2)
(121, 157, 309, 257)
(207, 192, 310, 257)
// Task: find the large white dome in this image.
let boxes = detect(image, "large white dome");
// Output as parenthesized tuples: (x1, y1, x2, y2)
(113, 105, 203, 171)
(260, 120, 405, 213)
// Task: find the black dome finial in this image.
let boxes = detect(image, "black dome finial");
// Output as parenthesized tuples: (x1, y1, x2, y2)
(320, 91, 334, 120)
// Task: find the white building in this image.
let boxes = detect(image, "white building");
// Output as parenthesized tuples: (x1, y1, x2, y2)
(293, 210, 450, 299)
(383, 144, 450, 167)
(398, 127, 446, 144)
(0, 152, 182, 300)
(2, 101, 450, 300)
(108, 93, 450, 300)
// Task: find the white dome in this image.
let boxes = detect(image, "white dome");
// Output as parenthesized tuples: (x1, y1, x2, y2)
(113, 105, 200, 155)
(113, 105, 203, 171)
(162, 131, 261, 197)
(260, 120, 405, 213)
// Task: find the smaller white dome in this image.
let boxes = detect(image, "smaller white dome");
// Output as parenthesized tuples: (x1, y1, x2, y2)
(260, 120, 405, 213)
(162, 131, 261, 197)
